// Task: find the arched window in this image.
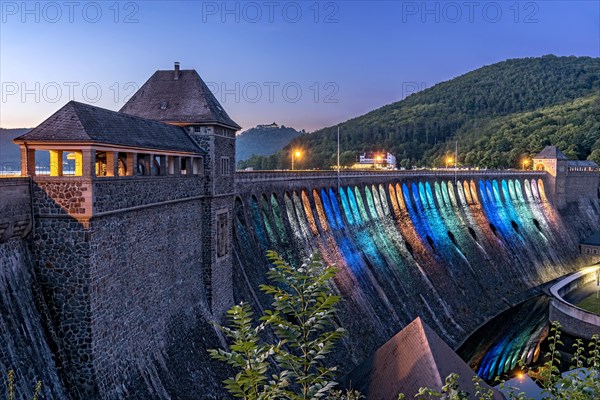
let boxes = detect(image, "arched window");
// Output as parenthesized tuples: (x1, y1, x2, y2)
(118, 157, 127, 176)
(95, 152, 107, 176)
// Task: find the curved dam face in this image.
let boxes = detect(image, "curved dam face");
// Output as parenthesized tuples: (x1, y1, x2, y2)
(233, 174, 600, 367)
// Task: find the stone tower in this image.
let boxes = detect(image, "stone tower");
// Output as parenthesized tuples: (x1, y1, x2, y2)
(120, 62, 241, 314)
(533, 145, 600, 209)
(12, 64, 240, 399)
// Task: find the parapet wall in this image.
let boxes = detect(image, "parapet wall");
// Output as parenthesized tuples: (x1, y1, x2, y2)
(236, 170, 547, 198)
(564, 171, 600, 204)
(27, 174, 232, 399)
(549, 266, 600, 339)
(0, 178, 32, 242)
(89, 199, 210, 398)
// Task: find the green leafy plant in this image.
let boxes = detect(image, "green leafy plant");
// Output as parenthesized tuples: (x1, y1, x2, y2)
(210, 251, 346, 400)
(4, 369, 42, 400)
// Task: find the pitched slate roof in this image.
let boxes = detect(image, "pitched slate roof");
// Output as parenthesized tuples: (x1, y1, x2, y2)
(119, 68, 241, 130)
(13, 101, 202, 154)
(534, 146, 568, 160)
(345, 317, 503, 400)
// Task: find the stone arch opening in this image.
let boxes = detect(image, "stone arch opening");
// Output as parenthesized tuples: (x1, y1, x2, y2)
(95, 151, 107, 176)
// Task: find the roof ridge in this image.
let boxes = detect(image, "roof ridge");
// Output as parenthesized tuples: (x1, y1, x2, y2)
(414, 318, 445, 387)
(68, 101, 91, 140)
(119, 67, 241, 129)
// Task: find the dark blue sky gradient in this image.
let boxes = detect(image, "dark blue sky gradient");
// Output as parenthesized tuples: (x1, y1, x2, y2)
(1, 1, 598, 131)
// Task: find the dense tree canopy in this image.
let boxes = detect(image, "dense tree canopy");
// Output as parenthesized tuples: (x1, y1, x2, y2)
(240, 56, 600, 170)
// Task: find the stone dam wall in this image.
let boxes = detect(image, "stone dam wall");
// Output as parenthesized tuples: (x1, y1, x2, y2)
(0, 170, 598, 399)
(1, 176, 233, 399)
(232, 172, 600, 371)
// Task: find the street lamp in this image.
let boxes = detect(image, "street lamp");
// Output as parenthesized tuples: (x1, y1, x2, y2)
(522, 159, 530, 170)
(446, 156, 453, 169)
(292, 150, 302, 171)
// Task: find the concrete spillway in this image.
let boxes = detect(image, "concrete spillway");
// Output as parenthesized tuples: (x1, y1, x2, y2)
(233, 175, 600, 369)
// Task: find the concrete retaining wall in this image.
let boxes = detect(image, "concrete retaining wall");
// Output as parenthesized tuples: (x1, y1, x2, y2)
(549, 266, 600, 339)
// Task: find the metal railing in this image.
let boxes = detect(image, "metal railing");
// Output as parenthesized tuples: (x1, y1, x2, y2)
(235, 169, 546, 182)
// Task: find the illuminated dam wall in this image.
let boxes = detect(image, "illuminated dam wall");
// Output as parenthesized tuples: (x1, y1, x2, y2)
(233, 171, 600, 367)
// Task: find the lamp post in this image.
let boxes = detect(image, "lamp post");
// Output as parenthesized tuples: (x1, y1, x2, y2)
(292, 150, 301, 171)
(375, 155, 383, 169)
(522, 159, 530, 170)
(446, 156, 453, 169)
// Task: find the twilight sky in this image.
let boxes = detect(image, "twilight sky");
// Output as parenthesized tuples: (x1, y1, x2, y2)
(0, 1, 598, 131)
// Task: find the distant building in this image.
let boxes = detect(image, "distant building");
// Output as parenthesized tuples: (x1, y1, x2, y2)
(355, 152, 396, 169)
(256, 122, 279, 129)
(580, 231, 600, 256)
(533, 146, 599, 175)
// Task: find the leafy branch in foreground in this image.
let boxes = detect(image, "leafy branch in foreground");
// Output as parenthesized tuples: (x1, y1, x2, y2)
(210, 251, 346, 400)
(4, 370, 42, 400)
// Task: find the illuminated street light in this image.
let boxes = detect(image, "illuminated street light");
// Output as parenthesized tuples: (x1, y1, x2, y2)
(522, 159, 530, 170)
(446, 156, 453, 169)
(292, 149, 302, 171)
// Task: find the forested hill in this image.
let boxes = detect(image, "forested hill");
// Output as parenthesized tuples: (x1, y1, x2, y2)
(240, 55, 600, 170)
(236, 124, 303, 163)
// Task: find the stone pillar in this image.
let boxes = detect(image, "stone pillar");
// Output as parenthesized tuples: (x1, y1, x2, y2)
(20, 146, 36, 176)
(126, 152, 137, 176)
(105, 152, 118, 177)
(81, 148, 96, 178)
(49, 150, 63, 177)
(141, 154, 151, 176)
(74, 152, 83, 176)
(158, 155, 167, 176)
(168, 156, 181, 175)
(186, 157, 194, 176)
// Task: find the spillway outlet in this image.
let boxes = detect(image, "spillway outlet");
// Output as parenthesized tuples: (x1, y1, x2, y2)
(510, 220, 520, 234)
(468, 226, 478, 242)
(489, 223, 499, 237)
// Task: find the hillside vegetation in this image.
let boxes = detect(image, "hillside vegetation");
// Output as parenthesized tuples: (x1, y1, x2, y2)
(236, 124, 303, 163)
(240, 55, 600, 170)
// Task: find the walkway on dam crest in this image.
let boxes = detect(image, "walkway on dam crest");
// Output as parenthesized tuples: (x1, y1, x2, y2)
(235, 169, 546, 195)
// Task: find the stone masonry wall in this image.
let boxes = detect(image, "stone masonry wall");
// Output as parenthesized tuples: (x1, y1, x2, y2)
(89, 199, 208, 399)
(28, 175, 223, 399)
(32, 216, 96, 398)
(92, 175, 209, 214)
(201, 195, 234, 318)
(564, 172, 600, 204)
(0, 237, 69, 400)
(32, 178, 92, 218)
(0, 178, 32, 241)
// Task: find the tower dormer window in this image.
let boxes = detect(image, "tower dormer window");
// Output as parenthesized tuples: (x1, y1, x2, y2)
(160, 101, 168, 110)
